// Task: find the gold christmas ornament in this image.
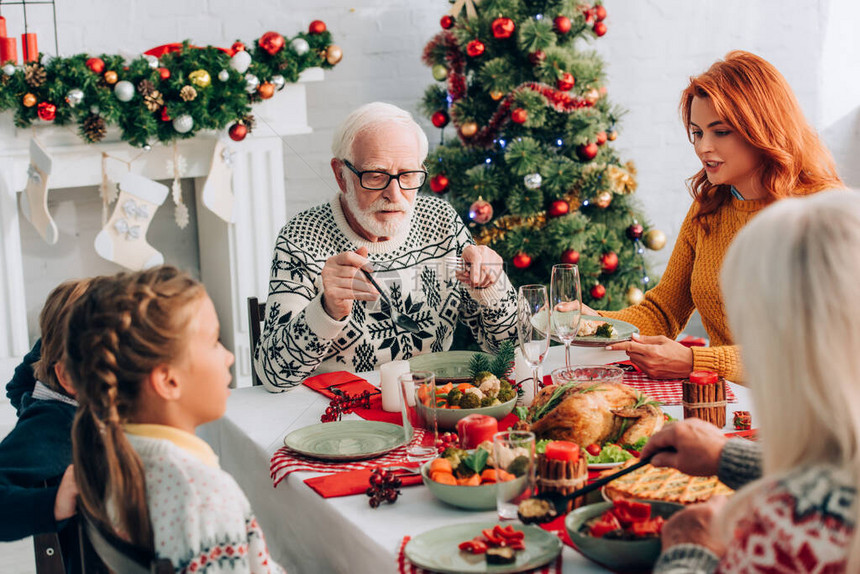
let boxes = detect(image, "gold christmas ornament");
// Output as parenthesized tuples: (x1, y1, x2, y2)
(596, 190, 613, 209)
(460, 121, 478, 137)
(22, 93, 37, 107)
(607, 164, 637, 195)
(431, 64, 448, 81)
(644, 228, 667, 251)
(626, 286, 645, 306)
(490, 90, 504, 101)
(104, 70, 118, 84)
(325, 45, 343, 65)
(608, 130, 618, 141)
(585, 88, 600, 104)
(189, 69, 212, 88)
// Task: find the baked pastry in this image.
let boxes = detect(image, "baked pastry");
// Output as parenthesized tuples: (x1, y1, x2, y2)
(601, 459, 734, 504)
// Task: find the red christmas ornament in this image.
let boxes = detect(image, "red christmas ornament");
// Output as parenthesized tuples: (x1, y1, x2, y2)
(585, 11, 595, 26)
(440, 14, 455, 29)
(258, 82, 276, 99)
(595, 5, 607, 21)
(228, 123, 248, 142)
(160, 107, 171, 122)
(548, 199, 569, 218)
(491, 17, 515, 39)
(469, 198, 493, 224)
(430, 174, 449, 193)
(601, 252, 619, 274)
(157, 67, 171, 80)
(511, 108, 528, 124)
(596, 131, 608, 145)
(590, 283, 606, 299)
(259, 31, 285, 56)
(608, 130, 618, 141)
(577, 142, 599, 161)
(561, 249, 580, 264)
(231, 41, 246, 53)
(86, 57, 105, 74)
(431, 110, 449, 128)
(626, 223, 644, 240)
(556, 72, 575, 91)
(37, 102, 56, 122)
(308, 20, 327, 35)
(466, 40, 485, 57)
(528, 50, 545, 65)
(553, 15, 572, 34)
(594, 21, 608, 37)
(512, 253, 532, 269)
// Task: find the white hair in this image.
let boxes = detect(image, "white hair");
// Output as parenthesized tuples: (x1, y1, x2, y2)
(331, 101, 429, 162)
(719, 188, 860, 568)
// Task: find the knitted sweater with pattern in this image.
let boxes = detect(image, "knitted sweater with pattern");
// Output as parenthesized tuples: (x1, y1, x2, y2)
(601, 197, 770, 382)
(255, 195, 518, 391)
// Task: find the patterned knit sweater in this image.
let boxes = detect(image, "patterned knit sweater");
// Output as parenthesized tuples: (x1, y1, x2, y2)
(125, 426, 285, 573)
(254, 195, 518, 391)
(601, 197, 770, 382)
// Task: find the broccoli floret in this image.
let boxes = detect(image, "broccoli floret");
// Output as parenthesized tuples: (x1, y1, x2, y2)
(441, 447, 468, 470)
(459, 392, 481, 409)
(480, 395, 501, 407)
(447, 389, 463, 406)
(595, 323, 616, 338)
(507, 455, 530, 477)
(497, 381, 516, 403)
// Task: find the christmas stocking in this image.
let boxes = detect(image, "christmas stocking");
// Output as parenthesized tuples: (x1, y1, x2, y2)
(19, 138, 58, 245)
(201, 140, 236, 223)
(94, 172, 167, 271)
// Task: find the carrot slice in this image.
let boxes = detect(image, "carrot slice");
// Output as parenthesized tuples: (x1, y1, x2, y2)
(430, 458, 453, 475)
(456, 473, 481, 486)
(432, 472, 457, 485)
(496, 469, 516, 482)
(438, 382, 454, 394)
(457, 383, 474, 393)
(480, 469, 497, 483)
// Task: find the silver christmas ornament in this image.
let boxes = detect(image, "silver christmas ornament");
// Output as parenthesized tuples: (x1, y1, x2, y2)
(114, 80, 135, 102)
(2, 63, 16, 76)
(143, 54, 159, 68)
(271, 74, 286, 91)
(290, 37, 310, 55)
(90, 105, 100, 115)
(244, 73, 260, 93)
(172, 114, 194, 134)
(230, 50, 252, 74)
(41, 54, 54, 67)
(142, 144, 152, 151)
(523, 173, 543, 190)
(218, 69, 230, 82)
(65, 88, 84, 107)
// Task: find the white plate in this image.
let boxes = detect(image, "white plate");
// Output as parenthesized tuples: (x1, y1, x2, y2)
(588, 461, 626, 470)
(531, 312, 638, 347)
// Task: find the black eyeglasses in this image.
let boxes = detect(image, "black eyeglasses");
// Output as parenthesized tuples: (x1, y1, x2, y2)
(342, 159, 428, 191)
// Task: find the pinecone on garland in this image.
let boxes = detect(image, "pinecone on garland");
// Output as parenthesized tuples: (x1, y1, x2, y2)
(143, 89, 164, 112)
(81, 113, 107, 143)
(24, 63, 47, 88)
(179, 85, 197, 102)
(241, 114, 256, 133)
(137, 79, 156, 96)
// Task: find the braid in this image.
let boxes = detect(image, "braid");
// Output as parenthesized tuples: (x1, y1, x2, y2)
(68, 265, 205, 549)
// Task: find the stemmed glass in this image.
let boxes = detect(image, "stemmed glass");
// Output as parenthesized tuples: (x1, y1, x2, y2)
(550, 263, 582, 370)
(517, 285, 551, 400)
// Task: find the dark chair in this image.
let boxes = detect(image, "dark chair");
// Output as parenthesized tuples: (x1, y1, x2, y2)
(33, 531, 65, 574)
(78, 506, 173, 574)
(247, 297, 266, 386)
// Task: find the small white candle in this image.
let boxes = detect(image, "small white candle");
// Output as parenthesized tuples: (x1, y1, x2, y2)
(379, 360, 411, 412)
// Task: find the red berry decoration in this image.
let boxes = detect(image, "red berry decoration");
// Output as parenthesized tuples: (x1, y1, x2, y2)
(513, 253, 532, 269)
(259, 31, 285, 56)
(231, 41, 246, 53)
(561, 249, 580, 264)
(366, 467, 402, 508)
(511, 107, 528, 124)
(591, 284, 606, 299)
(440, 14, 455, 29)
(553, 15, 572, 34)
(528, 50, 545, 65)
(491, 17, 515, 39)
(596, 131, 608, 145)
(595, 5, 607, 21)
(466, 39, 485, 57)
(556, 72, 575, 91)
(431, 110, 449, 128)
(86, 57, 105, 74)
(157, 67, 171, 80)
(430, 174, 449, 193)
(601, 251, 619, 274)
(228, 123, 248, 142)
(594, 21, 608, 37)
(627, 223, 644, 240)
(308, 20, 327, 35)
(548, 199, 569, 218)
(577, 142, 599, 161)
(37, 102, 56, 122)
(436, 431, 459, 451)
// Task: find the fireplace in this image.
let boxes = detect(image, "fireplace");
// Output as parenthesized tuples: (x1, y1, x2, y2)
(0, 68, 323, 387)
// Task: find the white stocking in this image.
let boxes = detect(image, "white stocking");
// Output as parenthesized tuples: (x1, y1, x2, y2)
(19, 138, 58, 245)
(201, 140, 236, 223)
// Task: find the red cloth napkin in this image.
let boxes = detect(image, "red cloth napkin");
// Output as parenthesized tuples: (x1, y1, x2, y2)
(304, 465, 424, 498)
(679, 335, 708, 347)
(303, 371, 402, 424)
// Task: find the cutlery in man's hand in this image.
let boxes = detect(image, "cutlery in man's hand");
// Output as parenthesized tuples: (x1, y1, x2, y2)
(360, 268, 421, 333)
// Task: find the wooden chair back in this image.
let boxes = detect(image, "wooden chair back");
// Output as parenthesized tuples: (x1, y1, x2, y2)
(78, 506, 173, 574)
(33, 531, 65, 574)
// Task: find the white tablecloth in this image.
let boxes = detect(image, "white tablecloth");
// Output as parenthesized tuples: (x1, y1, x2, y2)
(197, 345, 753, 574)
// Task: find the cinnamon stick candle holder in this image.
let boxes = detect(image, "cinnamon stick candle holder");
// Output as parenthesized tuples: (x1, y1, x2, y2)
(682, 370, 726, 428)
(536, 449, 588, 513)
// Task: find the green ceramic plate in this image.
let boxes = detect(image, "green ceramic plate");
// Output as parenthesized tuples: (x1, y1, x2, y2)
(405, 521, 562, 574)
(282, 420, 409, 461)
(420, 458, 528, 511)
(531, 312, 639, 347)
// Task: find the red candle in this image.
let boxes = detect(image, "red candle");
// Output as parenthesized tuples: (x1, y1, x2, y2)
(456, 414, 498, 450)
(689, 370, 718, 385)
(0, 15, 8, 37)
(544, 441, 581, 463)
(21, 32, 37, 63)
(0, 37, 16, 65)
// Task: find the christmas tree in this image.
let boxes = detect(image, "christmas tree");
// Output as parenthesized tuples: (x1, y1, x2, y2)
(420, 0, 665, 310)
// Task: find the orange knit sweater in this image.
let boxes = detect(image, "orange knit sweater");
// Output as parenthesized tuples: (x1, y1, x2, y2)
(601, 197, 770, 383)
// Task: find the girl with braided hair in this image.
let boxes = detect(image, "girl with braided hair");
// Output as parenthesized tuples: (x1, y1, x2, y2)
(66, 265, 284, 573)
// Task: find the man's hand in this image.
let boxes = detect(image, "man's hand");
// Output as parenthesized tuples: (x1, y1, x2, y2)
(459, 245, 505, 289)
(320, 246, 377, 320)
(661, 497, 728, 555)
(54, 465, 78, 522)
(640, 418, 728, 477)
(606, 333, 693, 378)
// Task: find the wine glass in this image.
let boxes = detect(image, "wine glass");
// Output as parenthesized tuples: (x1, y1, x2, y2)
(550, 263, 582, 370)
(517, 285, 550, 400)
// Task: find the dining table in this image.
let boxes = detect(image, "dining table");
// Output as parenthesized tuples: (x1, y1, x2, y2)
(197, 344, 754, 574)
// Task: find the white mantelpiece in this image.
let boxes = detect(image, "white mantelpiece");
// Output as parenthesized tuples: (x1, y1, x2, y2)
(0, 68, 323, 387)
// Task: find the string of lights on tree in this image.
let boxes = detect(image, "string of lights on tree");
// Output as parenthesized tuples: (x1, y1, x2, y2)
(420, 0, 667, 308)
(0, 21, 342, 148)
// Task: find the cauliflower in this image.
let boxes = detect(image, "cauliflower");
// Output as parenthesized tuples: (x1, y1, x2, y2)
(475, 372, 501, 397)
(463, 386, 485, 400)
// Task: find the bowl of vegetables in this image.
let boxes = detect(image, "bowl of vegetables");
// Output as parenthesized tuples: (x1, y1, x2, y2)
(565, 499, 684, 570)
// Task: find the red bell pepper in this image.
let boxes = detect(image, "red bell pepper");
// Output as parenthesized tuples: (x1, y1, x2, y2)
(494, 524, 525, 541)
(589, 511, 622, 538)
(611, 499, 651, 525)
(481, 528, 505, 546)
(458, 539, 488, 554)
(630, 516, 665, 537)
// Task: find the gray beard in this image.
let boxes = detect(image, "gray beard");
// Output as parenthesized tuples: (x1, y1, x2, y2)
(342, 184, 414, 239)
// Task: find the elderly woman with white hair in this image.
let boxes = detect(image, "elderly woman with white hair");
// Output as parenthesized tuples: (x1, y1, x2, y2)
(254, 102, 518, 391)
(643, 189, 859, 572)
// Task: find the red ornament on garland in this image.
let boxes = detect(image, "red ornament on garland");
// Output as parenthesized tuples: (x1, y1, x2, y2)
(596, 131, 608, 145)
(594, 21, 608, 37)
(491, 17, 515, 39)
(160, 107, 171, 122)
(308, 20, 327, 35)
(431, 110, 449, 128)
(259, 31, 285, 56)
(37, 102, 56, 122)
(512, 253, 532, 269)
(577, 142, 599, 161)
(231, 41, 246, 53)
(466, 39, 485, 57)
(626, 223, 644, 240)
(557, 72, 575, 91)
(548, 199, 569, 218)
(157, 67, 171, 80)
(228, 123, 248, 142)
(430, 174, 449, 193)
(469, 197, 493, 224)
(511, 108, 528, 124)
(86, 57, 105, 74)
(528, 50, 545, 65)
(591, 284, 606, 299)
(561, 249, 580, 264)
(601, 252, 619, 274)
(595, 5, 608, 21)
(553, 15, 572, 34)
(440, 14, 455, 29)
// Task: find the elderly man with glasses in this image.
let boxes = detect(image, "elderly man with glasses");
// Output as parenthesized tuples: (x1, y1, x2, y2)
(255, 102, 517, 392)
